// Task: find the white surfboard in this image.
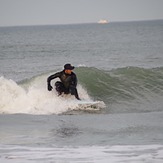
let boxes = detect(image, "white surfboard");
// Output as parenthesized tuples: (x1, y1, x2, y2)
(74, 100, 105, 111)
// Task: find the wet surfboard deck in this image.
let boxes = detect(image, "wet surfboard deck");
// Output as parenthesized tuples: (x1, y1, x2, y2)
(74, 100, 105, 110)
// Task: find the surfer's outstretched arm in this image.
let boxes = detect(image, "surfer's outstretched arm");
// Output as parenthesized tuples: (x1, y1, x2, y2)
(47, 72, 60, 91)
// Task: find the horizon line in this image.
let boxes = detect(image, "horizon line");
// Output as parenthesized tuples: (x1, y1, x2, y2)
(0, 18, 163, 28)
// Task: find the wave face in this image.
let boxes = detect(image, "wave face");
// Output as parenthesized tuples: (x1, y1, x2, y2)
(76, 67, 163, 113)
(1, 66, 163, 114)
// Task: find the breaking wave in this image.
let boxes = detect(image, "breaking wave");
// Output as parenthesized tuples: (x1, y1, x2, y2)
(0, 72, 104, 115)
(1, 66, 163, 114)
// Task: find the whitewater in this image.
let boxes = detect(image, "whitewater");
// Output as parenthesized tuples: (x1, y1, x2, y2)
(0, 74, 105, 114)
(0, 20, 163, 162)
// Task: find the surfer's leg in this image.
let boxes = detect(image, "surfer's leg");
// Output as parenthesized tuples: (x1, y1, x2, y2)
(55, 81, 65, 95)
(69, 85, 80, 100)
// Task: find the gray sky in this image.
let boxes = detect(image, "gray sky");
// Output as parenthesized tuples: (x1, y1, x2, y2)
(0, 0, 163, 26)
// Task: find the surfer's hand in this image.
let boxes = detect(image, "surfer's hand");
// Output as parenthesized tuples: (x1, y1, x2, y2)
(48, 85, 53, 91)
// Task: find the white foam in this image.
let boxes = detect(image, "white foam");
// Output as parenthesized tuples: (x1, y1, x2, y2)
(1, 145, 163, 163)
(0, 76, 104, 114)
(77, 64, 87, 67)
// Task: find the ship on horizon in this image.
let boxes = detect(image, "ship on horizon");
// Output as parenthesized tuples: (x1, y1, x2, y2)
(98, 19, 108, 24)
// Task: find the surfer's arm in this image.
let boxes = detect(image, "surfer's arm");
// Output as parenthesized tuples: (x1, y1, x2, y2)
(70, 73, 80, 100)
(71, 73, 77, 87)
(47, 72, 61, 91)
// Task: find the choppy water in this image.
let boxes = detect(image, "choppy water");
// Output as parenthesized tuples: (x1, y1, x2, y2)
(0, 20, 163, 162)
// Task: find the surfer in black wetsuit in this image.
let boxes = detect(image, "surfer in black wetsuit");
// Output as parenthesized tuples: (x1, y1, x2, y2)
(47, 64, 80, 100)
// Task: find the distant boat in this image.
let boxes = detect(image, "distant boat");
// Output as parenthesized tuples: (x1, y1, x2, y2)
(98, 19, 108, 24)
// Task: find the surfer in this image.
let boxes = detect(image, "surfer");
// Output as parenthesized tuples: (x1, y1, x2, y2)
(47, 64, 81, 100)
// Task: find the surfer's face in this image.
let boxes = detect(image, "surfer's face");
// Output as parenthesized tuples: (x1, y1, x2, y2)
(65, 69, 72, 74)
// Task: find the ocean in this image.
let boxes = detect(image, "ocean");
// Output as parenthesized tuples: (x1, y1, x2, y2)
(0, 20, 163, 162)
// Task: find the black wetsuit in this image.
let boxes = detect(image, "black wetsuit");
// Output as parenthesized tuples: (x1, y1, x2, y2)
(47, 70, 80, 100)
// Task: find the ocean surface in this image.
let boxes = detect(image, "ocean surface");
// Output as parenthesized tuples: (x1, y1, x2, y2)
(0, 20, 163, 162)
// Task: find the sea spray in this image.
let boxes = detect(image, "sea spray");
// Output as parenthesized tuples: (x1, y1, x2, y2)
(0, 75, 104, 114)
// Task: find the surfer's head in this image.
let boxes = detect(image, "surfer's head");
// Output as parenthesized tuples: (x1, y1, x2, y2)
(64, 63, 74, 74)
(64, 63, 74, 70)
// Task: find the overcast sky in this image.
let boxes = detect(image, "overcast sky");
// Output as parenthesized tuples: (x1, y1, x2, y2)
(0, 0, 163, 26)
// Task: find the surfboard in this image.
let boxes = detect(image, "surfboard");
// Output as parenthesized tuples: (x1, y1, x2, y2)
(74, 100, 105, 110)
